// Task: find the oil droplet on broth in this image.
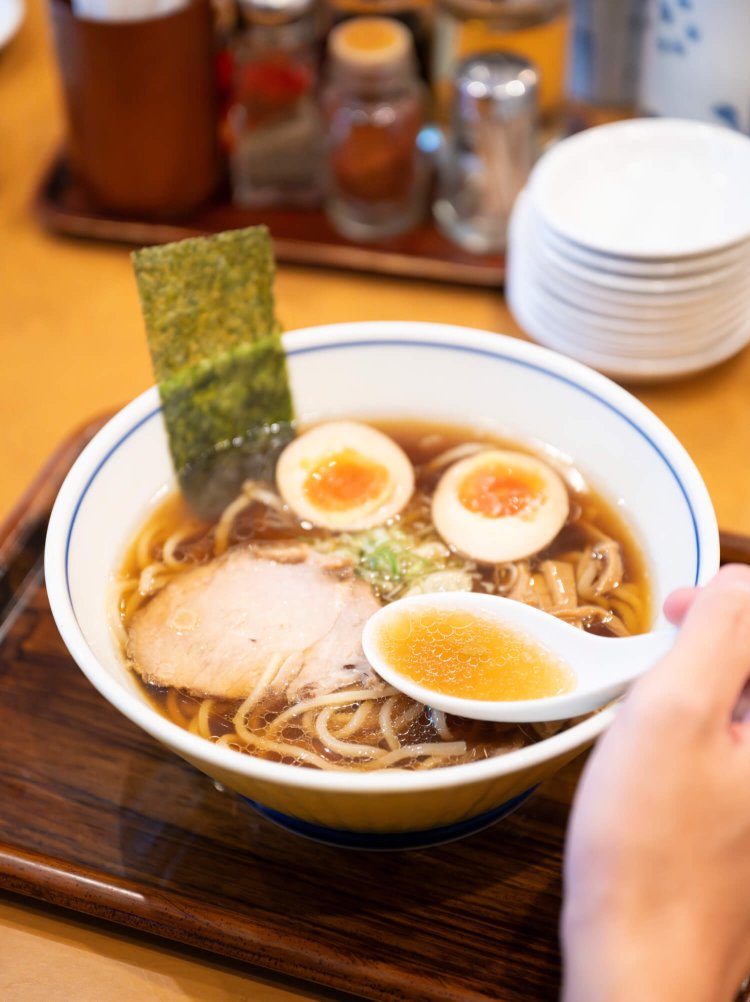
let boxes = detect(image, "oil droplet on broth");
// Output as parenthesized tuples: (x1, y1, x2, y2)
(377, 607, 575, 701)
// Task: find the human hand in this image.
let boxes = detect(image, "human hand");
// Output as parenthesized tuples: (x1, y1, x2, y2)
(561, 564, 750, 1002)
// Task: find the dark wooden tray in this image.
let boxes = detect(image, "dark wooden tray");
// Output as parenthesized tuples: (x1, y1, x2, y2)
(2, 422, 749, 1002)
(33, 156, 506, 288)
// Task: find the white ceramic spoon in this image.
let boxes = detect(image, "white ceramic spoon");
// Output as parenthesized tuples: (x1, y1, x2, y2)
(362, 591, 676, 723)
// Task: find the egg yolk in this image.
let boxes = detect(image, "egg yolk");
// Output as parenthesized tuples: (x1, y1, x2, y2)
(304, 448, 389, 512)
(377, 607, 574, 701)
(457, 463, 544, 519)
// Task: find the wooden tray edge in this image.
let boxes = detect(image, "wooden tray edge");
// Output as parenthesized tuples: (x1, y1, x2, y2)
(719, 531, 750, 566)
(0, 837, 488, 1002)
(32, 154, 506, 289)
(0, 844, 416, 1002)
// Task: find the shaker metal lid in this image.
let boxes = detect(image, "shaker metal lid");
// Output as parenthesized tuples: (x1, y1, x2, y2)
(238, 0, 315, 24)
(455, 52, 539, 122)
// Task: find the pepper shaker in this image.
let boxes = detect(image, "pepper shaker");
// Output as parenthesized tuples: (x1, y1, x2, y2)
(433, 52, 539, 254)
(431, 0, 567, 140)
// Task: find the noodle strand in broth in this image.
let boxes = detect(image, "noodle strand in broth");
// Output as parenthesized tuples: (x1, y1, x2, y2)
(116, 420, 651, 771)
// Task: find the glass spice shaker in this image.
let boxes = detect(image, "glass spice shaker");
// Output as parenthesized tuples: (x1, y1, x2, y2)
(227, 0, 325, 207)
(433, 52, 538, 254)
(321, 17, 429, 241)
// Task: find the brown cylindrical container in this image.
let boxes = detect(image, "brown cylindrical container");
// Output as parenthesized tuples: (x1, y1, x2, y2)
(49, 0, 221, 219)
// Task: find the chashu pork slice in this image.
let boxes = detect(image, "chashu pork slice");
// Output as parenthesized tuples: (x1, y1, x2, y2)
(126, 545, 381, 700)
(276, 578, 381, 699)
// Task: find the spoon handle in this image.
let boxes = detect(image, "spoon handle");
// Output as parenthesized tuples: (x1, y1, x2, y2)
(588, 628, 677, 684)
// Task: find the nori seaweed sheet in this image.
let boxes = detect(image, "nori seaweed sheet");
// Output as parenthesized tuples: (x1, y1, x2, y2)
(132, 227, 279, 383)
(160, 335, 294, 518)
(131, 227, 294, 518)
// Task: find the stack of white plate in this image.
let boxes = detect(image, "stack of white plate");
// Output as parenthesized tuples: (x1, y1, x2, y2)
(506, 118, 750, 381)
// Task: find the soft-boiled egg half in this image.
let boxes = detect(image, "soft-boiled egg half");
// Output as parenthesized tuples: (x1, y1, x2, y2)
(432, 449, 569, 563)
(276, 421, 415, 530)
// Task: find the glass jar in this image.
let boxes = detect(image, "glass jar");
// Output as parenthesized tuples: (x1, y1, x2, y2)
(432, 0, 568, 143)
(227, 0, 325, 207)
(321, 17, 429, 241)
(433, 52, 538, 253)
(566, 0, 643, 133)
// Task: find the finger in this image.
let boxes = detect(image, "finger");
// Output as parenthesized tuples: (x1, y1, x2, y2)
(662, 566, 750, 624)
(663, 586, 699, 625)
(650, 565, 750, 719)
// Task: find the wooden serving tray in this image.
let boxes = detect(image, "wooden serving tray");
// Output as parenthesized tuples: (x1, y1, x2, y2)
(2, 422, 749, 1002)
(33, 156, 506, 289)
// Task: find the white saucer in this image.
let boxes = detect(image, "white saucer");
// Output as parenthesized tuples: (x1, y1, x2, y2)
(523, 281, 746, 359)
(528, 207, 750, 295)
(514, 189, 750, 319)
(516, 241, 750, 337)
(506, 194, 750, 381)
(537, 213, 750, 278)
(528, 119, 750, 259)
(511, 247, 741, 355)
(530, 261, 750, 320)
(508, 272, 750, 381)
(528, 276, 750, 343)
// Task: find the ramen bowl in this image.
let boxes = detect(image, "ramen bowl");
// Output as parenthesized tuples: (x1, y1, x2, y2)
(45, 322, 719, 849)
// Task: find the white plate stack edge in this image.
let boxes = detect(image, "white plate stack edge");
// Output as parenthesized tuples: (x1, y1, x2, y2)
(506, 118, 750, 382)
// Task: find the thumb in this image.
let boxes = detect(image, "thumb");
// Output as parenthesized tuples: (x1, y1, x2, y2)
(650, 565, 750, 721)
(664, 586, 700, 625)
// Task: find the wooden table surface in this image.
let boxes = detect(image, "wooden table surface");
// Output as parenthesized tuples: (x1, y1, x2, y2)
(4, 2, 750, 999)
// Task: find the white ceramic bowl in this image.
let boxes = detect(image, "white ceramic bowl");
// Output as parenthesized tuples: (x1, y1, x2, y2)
(45, 323, 720, 849)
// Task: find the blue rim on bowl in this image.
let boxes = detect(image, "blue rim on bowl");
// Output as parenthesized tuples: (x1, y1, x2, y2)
(243, 786, 539, 851)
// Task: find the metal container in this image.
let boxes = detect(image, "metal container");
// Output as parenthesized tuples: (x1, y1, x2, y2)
(433, 51, 538, 253)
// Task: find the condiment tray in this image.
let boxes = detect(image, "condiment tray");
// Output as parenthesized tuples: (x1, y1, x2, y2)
(33, 156, 505, 289)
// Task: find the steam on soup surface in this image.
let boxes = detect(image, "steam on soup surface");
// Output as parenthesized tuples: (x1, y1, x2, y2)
(114, 419, 651, 771)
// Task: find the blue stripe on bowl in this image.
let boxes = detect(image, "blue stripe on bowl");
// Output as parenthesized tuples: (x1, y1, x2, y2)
(64, 338, 702, 607)
(243, 786, 539, 850)
(64, 405, 162, 607)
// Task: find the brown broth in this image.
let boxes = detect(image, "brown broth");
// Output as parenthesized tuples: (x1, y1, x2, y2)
(117, 418, 652, 769)
(376, 417, 652, 634)
(376, 606, 575, 701)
